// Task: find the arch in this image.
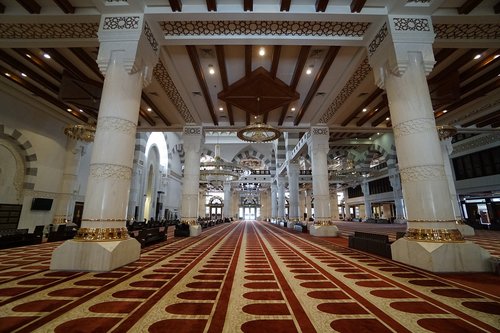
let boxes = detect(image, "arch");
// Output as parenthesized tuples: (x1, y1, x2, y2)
(231, 148, 270, 170)
(0, 125, 38, 190)
(0, 139, 25, 203)
(357, 143, 397, 171)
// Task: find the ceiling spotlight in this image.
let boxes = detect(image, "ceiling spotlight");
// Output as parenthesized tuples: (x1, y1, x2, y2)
(494, 54, 500, 59)
(306, 65, 313, 75)
(291, 107, 296, 112)
(5, 73, 11, 77)
(473, 54, 481, 60)
(43, 53, 51, 59)
(258, 47, 266, 56)
(79, 109, 84, 113)
(442, 109, 448, 113)
(208, 65, 215, 75)
(147, 107, 152, 112)
(219, 107, 224, 111)
(21, 73, 27, 77)
(25, 54, 31, 58)
(67, 108, 72, 112)
(386, 117, 390, 121)
(362, 108, 367, 112)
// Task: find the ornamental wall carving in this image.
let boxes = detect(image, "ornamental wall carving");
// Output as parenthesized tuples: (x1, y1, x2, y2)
(0, 23, 98, 39)
(434, 24, 500, 40)
(153, 61, 195, 123)
(160, 21, 369, 38)
(102, 16, 140, 30)
(393, 17, 431, 32)
(393, 118, 436, 138)
(400, 165, 445, 182)
(90, 163, 132, 180)
(97, 117, 136, 135)
(368, 23, 388, 57)
(144, 22, 159, 52)
(319, 58, 372, 123)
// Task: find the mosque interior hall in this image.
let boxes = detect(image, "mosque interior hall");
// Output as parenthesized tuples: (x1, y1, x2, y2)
(0, 0, 499, 332)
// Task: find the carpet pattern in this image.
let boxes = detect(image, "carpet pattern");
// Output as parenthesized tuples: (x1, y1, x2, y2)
(0, 221, 499, 333)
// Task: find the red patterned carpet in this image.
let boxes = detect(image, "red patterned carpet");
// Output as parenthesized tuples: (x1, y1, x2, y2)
(0, 221, 499, 333)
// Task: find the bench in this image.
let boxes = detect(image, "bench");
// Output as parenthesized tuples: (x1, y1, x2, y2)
(174, 223, 190, 237)
(348, 231, 392, 259)
(0, 226, 44, 249)
(129, 226, 167, 247)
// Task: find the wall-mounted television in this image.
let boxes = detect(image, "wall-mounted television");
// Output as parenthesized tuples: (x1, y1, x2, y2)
(31, 198, 53, 211)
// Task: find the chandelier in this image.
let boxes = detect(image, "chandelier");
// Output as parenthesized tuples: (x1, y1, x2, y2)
(64, 123, 96, 142)
(237, 122, 281, 143)
(200, 144, 251, 183)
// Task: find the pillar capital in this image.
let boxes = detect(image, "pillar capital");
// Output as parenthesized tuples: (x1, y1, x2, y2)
(97, 14, 160, 86)
(367, 15, 435, 89)
(182, 125, 204, 153)
(309, 125, 329, 155)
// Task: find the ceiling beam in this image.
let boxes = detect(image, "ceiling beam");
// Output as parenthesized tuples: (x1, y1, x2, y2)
(0, 49, 59, 93)
(495, 1, 500, 13)
(278, 45, 310, 125)
(458, 0, 483, 14)
(371, 110, 390, 127)
(476, 113, 500, 127)
(13, 49, 61, 81)
(355, 97, 387, 127)
(139, 108, 156, 126)
(206, 0, 216, 11)
(280, 0, 291, 11)
(342, 88, 383, 126)
(270, 45, 281, 79)
(428, 49, 486, 86)
(245, 45, 252, 77)
(461, 109, 500, 127)
(315, 0, 329, 12)
(244, 0, 253, 11)
(434, 48, 457, 67)
(294, 46, 340, 126)
(142, 92, 171, 126)
(460, 50, 500, 79)
(69, 48, 104, 81)
(460, 65, 500, 94)
(52, 0, 74, 13)
(168, 0, 182, 12)
(42, 48, 95, 83)
(0, 63, 87, 122)
(350, 0, 366, 13)
(215, 45, 234, 125)
(186, 45, 218, 125)
(16, 0, 40, 13)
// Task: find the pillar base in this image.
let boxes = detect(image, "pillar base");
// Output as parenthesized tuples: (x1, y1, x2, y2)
(190, 225, 202, 237)
(50, 238, 141, 272)
(391, 238, 491, 273)
(309, 225, 339, 237)
(455, 223, 475, 236)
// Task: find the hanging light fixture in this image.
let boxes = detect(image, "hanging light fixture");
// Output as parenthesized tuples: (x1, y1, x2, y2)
(237, 116, 281, 143)
(200, 143, 251, 184)
(63, 123, 96, 142)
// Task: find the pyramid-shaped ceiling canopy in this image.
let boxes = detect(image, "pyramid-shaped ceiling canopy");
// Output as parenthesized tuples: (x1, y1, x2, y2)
(218, 67, 299, 115)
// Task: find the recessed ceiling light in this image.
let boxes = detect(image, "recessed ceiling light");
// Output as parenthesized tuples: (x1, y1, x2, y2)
(147, 107, 152, 112)
(219, 107, 224, 111)
(5, 73, 11, 77)
(362, 108, 367, 112)
(21, 73, 27, 77)
(43, 53, 51, 59)
(67, 108, 72, 112)
(291, 107, 296, 112)
(494, 54, 500, 59)
(208, 65, 215, 75)
(377, 132, 380, 135)
(386, 117, 390, 121)
(306, 65, 313, 75)
(25, 54, 31, 58)
(79, 109, 84, 113)
(442, 110, 448, 113)
(474, 54, 481, 60)
(258, 47, 265, 56)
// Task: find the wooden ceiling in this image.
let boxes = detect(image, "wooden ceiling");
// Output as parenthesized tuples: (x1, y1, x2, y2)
(0, 0, 499, 150)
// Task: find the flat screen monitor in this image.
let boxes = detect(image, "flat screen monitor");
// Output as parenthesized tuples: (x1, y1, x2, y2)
(31, 198, 53, 211)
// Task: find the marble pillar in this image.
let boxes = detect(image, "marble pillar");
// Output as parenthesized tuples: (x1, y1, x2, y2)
(388, 169, 406, 223)
(51, 14, 161, 271)
(299, 190, 306, 222)
(223, 181, 232, 219)
(287, 162, 300, 229)
(271, 183, 277, 222)
(343, 189, 351, 220)
(277, 177, 285, 223)
(439, 127, 474, 236)
(361, 181, 371, 219)
(368, 16, 490, 272)
(181, 126, 203, 236)
(305, 190, 312, 220)
(53, 138, 83, 225)
(309, 126, 338, 237)
(330, 189, 339, 220)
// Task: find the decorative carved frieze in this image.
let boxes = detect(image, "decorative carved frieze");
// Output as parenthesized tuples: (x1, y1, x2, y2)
(393, 118, 436, 138)
(0, 23, 98, 39)
(400, 165, 446, 182)
(90, 163, 132, 180)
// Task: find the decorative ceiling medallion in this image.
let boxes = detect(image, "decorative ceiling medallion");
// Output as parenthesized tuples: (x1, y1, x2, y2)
(218, 67, 299, 115)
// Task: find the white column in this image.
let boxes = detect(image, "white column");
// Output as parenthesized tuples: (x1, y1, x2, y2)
(388, 168, 405, 223)
(287, 162, 300, 228)
(361, 181, 371, 219)
(369, 15, 490, 272)
(51, 14, 160, 271)
(181, 126, 203, 236)
(330, 189, 339, 220)
(298, 189, 305, 221)
(309, 126, 338, 236)
(53, 138, 83, 224)
(439, 127, 474, 236)
(305, 190, 312, 220)
(223, 181, 232, 219)
(277, 177, 285, 222)
(271, 183, 277, 222)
